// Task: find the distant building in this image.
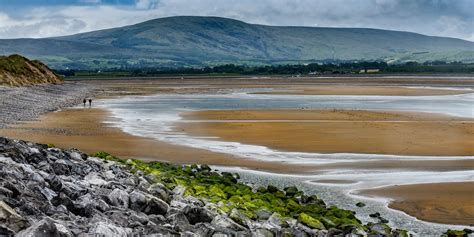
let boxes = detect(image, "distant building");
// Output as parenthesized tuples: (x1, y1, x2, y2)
(359, 69, 380, 73)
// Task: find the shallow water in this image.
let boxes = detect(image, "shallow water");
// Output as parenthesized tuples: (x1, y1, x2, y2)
(97, 90, 474, 235)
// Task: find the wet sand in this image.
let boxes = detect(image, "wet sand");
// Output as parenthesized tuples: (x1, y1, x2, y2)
(0, 108, 317, 173)
(1, 80, 473, 226)
(179, 109, 474, 156)
(359, 182, 474, 226)
(253, 85, 471, 96)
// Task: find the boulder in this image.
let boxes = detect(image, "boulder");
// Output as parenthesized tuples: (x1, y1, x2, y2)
(143, 196, 169, 215)
(16, 217, 72, 237)
(252, 228, 275, 237)
(52, 159, 70, 175)
(183, 206, 212, 225)
(129, 190, 147, 211)
(0, 201, 28, 233)
(107, 188, 129, 208)
(87, 221, 132, 236)
(211, 215, 246, 231)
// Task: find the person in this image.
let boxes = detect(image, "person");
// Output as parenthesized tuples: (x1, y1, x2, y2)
(83, 99, 86, 107)
(88, 99, 92, 107)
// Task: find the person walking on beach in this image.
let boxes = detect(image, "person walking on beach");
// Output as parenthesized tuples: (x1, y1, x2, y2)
(88, 99, 92, 107)
(83, 99, 86, 107)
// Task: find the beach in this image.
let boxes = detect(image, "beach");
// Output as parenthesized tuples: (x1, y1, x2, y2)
(179, 109, 474, 156)
(1, 77, 473, 230)
(360, 182, 474, 226)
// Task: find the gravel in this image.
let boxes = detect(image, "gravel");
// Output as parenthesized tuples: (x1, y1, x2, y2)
(0, 82, 95, 128)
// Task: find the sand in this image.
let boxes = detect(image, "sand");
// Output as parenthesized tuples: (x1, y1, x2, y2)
(359, 182, 474, 226)
(1, 79, 473, 226)
(0, 108, 318, 173)
(253, 85, 472, 96)
(179, 109, 474, 156)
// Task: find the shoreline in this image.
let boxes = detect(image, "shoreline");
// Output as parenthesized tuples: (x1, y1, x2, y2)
(358, 182, 474, 226)
(0, 108, 321, 174)
(1, 79, 473, 228)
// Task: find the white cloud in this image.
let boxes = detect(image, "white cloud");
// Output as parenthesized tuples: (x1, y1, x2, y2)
(0, 0, 472, 41)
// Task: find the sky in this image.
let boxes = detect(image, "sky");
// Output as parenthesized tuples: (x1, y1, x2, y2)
(0, 0, 472, 41)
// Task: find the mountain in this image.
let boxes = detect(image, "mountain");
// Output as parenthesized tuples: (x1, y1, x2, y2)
(0, 54, 63, 86)
(0, 16, 473, 69)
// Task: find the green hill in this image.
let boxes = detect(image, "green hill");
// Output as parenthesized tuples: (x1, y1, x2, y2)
(0, 16, 473, 69)
(0, 54, 63, 86)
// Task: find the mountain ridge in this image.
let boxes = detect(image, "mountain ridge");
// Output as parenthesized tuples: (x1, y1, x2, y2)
(0, 16, 472, 69)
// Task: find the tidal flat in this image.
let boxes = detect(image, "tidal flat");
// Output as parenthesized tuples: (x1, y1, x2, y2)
(2, 76, 473, 235)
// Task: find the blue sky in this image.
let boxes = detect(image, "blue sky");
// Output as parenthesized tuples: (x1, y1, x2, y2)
(0, 0, 472, 41)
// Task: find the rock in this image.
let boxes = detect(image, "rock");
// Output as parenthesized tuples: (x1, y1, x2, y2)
(107, 188, 129, 208)
(173, 185, 186, 196)
(16, 217, 72, 237)
(39, 187, 57, 201)
(267, 185, 279, 193)
(252, 228, 275, 237)
(52, 159, 70, 175)
(265, 213, 288, 229)
(143, 196, 169, 215)
(148, 183, 170, 202)
(183, 206, 213, 225)
(356, 202, 366, 207)
(46, 175, 63, 192)
(129, 190, 147, 211)
(211, 215, 247, 231)
(229, 208, 252, 228)
(84, 172, 108, 186)
(73, 194, 95, 217)
(256, 209, 273, 220)
(370, 223, 392, 235)
(369, 212, 381, 218)
(298, 213, 326, 230)
(192, 223, 216, 236)
(0, 200, 28, 233)
(88, 221, 132, 236)
(283, 186, 299, 197)
(167, 212, 191, 231)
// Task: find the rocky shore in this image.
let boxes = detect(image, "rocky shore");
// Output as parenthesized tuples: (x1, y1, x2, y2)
(0, 82, 95, 128)
(0, 136, 419, 236)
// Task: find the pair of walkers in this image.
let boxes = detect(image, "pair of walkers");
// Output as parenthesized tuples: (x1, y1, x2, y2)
(83, 98, 92, 107)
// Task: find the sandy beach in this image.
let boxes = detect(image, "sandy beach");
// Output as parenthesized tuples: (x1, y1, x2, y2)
(1, 79, 473, 227)
(0, 108, 317, 173)
(360, 182, 474, 225)
(179, 109, 474, 156)
(253, 85, 472, 96)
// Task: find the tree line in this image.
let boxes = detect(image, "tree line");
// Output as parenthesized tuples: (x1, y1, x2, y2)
(57, 61, 474, 77)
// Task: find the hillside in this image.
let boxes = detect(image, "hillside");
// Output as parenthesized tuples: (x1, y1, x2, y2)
(0, 55, 63, 86)
(0, 16, 473, 69)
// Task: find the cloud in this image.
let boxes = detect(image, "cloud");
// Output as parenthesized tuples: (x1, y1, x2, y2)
(0, 0, 472, 41)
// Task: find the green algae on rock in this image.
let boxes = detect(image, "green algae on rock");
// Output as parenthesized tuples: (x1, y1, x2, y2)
(91, 151, 411, 235)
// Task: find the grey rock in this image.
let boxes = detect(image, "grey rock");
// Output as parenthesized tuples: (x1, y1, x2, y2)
(16, 217, 72, 237)
(148, 183, 170, 202)
(143, 196, 169, 215)
(211, 215, 247, 231)
(52, 159, 70, 175)
(252, 228, 275, 237)
(183, 206, 212, 225)
(107, 188, 129, 208)
(0, 200, 28, 233)
(129, 190, 147, 211)
(88, 221, 132, 236)
(256, 208, 273, 220)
